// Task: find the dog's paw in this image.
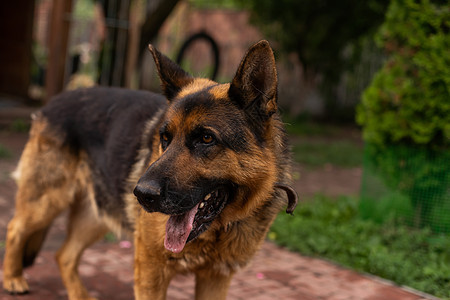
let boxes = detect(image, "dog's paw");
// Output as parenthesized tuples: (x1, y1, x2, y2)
(3, 276, 30, 294)
(67, 290, 98, 300)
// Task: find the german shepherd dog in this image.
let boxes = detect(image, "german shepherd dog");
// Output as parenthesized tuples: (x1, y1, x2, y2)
(2, 40, 297, 299)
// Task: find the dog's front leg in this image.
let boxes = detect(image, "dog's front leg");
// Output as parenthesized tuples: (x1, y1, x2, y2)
(133, 235, 174, 300)
(134, 265, 172, 300)
(195, 270, 234, 300)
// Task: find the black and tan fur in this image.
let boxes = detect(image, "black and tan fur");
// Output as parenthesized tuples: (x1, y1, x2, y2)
(2, 40, 297, 300)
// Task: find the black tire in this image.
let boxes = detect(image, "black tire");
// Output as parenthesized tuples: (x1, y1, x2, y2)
(176, 32, 220, 81)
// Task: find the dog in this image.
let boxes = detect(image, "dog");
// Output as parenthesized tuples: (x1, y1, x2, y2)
(2, 40, 298, 300)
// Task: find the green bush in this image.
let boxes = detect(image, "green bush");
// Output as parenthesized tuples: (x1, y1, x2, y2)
(270, 195, 450, 298)
(356, 0, 450, 231)
(356, 0, 450, 146)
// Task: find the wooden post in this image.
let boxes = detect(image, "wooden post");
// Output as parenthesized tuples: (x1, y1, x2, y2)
(138, 0, 180, 61)
(125, 0, 143, 89)
(44, 0, 73, 103)
(0, 0, 35, 98)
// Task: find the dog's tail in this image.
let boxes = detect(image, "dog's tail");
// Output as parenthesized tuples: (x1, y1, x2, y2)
(22, 226, 50, 268)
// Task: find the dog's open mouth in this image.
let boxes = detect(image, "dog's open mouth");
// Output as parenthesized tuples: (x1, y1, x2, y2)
(164, 188, 228, 253)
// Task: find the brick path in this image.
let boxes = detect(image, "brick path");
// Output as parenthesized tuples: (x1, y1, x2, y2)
(0, 131, 438, 300)
(0, 241, 434, 300)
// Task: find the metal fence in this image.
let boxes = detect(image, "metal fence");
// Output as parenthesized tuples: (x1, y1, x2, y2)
(360, 143, 450, 234)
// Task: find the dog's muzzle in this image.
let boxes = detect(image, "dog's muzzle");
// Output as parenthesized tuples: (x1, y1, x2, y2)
(133, 180, 162, 213)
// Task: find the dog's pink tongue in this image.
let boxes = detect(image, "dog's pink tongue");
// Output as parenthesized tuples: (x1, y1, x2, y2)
(164, 203, 199, 253)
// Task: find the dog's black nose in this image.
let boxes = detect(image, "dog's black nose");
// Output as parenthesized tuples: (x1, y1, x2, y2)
(133, 180, 161, 212)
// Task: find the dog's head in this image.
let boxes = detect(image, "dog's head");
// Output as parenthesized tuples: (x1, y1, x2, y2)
(134, 41, 296, 253)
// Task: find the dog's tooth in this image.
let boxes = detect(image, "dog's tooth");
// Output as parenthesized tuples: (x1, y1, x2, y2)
(224, 222, 231, 232)
(204, 193, 211, 201)
(199, 202, 205, 209)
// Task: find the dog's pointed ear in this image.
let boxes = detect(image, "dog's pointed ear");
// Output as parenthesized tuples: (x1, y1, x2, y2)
(148, 44, 193, 100)
(229, 40, 278, 117)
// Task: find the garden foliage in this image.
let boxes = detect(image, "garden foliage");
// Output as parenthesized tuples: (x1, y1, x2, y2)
(243, 0, 389, 85)
(357, 0, 450, 146)
(356, 0, 450, 231)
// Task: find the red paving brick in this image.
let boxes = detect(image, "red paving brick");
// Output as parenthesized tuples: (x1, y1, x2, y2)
(0, 241, 436, 300)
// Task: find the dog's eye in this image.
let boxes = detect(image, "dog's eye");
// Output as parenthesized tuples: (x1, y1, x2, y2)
(202, 134, 214, 144)
(161, 132, 171, 150)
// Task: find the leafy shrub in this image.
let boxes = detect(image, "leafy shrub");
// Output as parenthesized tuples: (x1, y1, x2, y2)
(356, 0, 450, 231)
(356, 0, 450, 146)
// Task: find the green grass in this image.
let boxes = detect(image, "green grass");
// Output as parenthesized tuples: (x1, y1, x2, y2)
(283, 117, 363, 168)
(189, 0, 242, 9)
(292, 140, 363, 168)
(269, 195, 450, 298)
(284, 117, 339, 136)
(0, 143, 12, 159)
(104, 232, 118, 243)
(9, 119, 30, 133)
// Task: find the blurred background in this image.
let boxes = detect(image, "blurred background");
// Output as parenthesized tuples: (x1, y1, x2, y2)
(0, 0, 448, 298)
